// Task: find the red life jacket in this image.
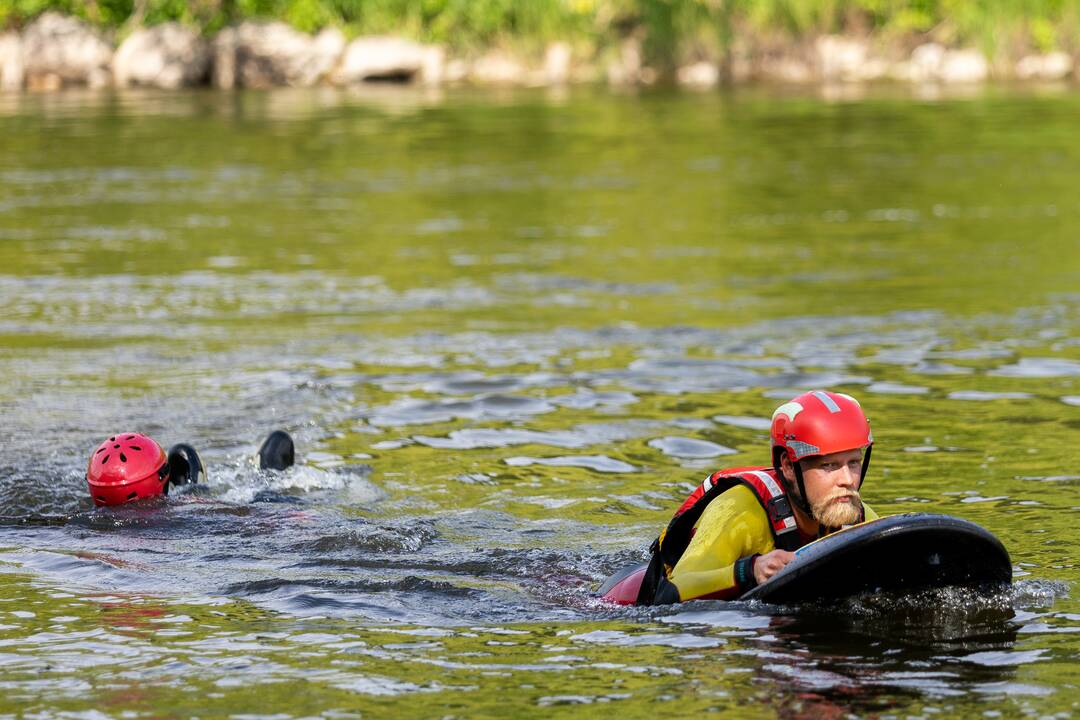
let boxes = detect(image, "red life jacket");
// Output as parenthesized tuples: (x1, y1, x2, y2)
(635, 466, 803, 605)
(673, 466, 802, 546)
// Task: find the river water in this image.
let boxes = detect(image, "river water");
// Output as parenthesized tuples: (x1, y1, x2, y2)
(1, 85, 1078, 718)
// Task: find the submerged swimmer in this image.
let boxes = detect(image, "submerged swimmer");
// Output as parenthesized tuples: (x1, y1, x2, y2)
(86, 430, 295, 506)
(635, 390, 877, 605)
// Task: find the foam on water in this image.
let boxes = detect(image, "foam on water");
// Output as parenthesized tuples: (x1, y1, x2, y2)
(711, 415, 772, 430)
(647, 437, 738, 459)
(990, 358, 1080, 378)
(505, 455, 638, 473)
(412, 420, 664, 450)
(367, 394, 555, 427)
(947, 391, 1034, 401)
(867, 382, 931, 395)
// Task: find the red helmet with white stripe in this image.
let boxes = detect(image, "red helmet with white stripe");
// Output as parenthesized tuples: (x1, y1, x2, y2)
(771, 390, 872, 464)
(770, 390, 872, 512)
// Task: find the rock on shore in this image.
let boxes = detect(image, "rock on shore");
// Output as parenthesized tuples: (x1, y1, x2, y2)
(0, 32, 23, 90)
(898, 43, 989, 83)
(213, 21, 344, 88)
(334, 36, 442, 84)
(1015, 51, 1073, 80)
(113, 23, 210, 88)
(815, 36, 891, 82)
(21, 12, 112, 89)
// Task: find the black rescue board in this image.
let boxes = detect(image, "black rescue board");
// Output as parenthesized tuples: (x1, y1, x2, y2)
(741, 513, 1012, 603)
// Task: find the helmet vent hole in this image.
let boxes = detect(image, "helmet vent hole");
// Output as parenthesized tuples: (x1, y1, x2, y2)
(95, 447, 105, 454)
(130, 445, 141, 451)
(125, 435, 136, 440)
(101, 454, 110, 464)
(109, 437, 115, 441)
(114, 444, 120, 449)
(127, 492, 137, 500)
(119, 453, 127, 463)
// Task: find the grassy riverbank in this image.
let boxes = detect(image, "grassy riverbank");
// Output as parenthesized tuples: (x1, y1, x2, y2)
(3, 0, 1079, 67)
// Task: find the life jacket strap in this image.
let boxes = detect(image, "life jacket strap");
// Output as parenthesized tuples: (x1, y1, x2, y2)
(741, 470, 800, 550)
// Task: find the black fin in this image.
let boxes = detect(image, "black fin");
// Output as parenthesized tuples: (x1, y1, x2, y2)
(167, 443, 206, 486)
(259, 430, 295, 471)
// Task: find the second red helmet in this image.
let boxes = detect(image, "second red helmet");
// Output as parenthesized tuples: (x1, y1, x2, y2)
(86, 433, 170, 507)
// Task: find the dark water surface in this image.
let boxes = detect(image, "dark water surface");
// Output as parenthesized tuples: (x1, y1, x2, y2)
(1, 86, 1078, 718)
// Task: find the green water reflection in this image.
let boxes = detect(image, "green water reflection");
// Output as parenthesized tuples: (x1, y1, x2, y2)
(0, 86, 1078, 717)
(0, 570, 1069, 718)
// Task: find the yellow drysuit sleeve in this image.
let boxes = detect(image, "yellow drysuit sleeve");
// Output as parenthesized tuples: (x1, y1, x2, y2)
(668, 485, 772, 601)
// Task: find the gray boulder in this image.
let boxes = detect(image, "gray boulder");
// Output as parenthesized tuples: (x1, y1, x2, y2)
(213, 21, 344, 88)
(1015, 52, 1073, 80)
(816, 35, 871, 81)
(544, 42, 571, 85)
(899, 43, 988, 83)
(940, 48, 988, 83)
(677, 61, 719, 87)
(901, 42, 945, 82)
(335, 36, 442, 84)
(297, 27, 346, 86)
(211, 26, 237, 89)
(113, 23, 210, 88)
(0, 32, 24, 90)
(21, 12, 112, 88)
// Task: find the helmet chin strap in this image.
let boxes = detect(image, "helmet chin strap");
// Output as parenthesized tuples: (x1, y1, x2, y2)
(790, 461, 813, 515)
(774, 452, 813, 516)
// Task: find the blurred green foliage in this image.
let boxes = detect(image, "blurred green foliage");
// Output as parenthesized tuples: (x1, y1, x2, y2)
(2, 0, 1078, 62)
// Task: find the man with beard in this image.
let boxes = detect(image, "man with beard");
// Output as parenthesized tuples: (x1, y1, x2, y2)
(636, 390, 876, 605)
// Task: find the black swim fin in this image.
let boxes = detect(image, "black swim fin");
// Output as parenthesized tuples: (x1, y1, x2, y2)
(258, 430, 295, 471)
(167, 443, 206, 487)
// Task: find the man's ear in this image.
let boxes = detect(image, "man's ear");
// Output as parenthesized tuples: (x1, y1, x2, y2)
(779, 454, 794, 482)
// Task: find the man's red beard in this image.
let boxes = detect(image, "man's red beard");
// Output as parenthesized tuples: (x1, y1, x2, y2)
(811, 489, 863, 528)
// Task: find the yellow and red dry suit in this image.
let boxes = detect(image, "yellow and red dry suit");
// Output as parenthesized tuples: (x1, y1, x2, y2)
(636, 466, 877, 604)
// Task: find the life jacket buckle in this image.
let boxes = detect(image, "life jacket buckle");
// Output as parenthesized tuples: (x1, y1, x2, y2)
(767, 495, 792, 525)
